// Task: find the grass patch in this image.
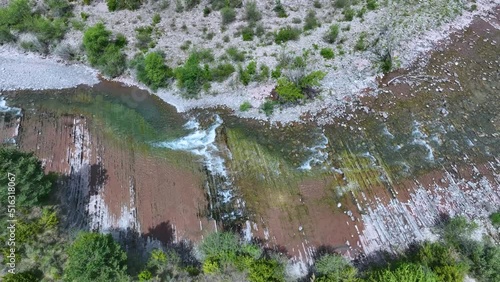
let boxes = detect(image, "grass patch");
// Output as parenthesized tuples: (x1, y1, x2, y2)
(274, 26, 301, 44)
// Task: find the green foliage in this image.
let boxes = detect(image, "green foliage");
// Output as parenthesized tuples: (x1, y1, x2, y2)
(211, 63, 235, 82)
(273, 0, 287, 18)
(0, 148, 54, 209)
(242, 26, 254, 41)
(64, 232, 128, 282)
(134, 51, 173, 91)
(226, 46, 246, 62)
(202, 257, 220, 274)
(490, 212, 500, 226)
(380, 52, 392, 73)
(199, 232, 239, 263)
(314, 254, 358, 281)
(106, 0, 144, 11)
(152, 13, 161, 25)
(3, 270, 40, 282)
(44, 0, 73, 18)
(245, 1, 262, 24)
(261, 100, 275, 116)
(276, 77, 303, 103)
(440, 216, 478, 248)
(271, 67, 282, 79)
(320, 48, 334, 59)
(221, 7, 236, 25)
(299, 70, 326, 89)
(275, 26, 301, 44)
(135, 26, 154, 51)
(335, 0, 350, 8)
(248, 258, 285, 282)
(138, 269, 152, 281)
(83, 23, 127, 77)
(343, 8, 355, 21)
(0, 0, 32, 31)
(0, 26, 15, 43)
(28, 16, 67, 46)
(354, 32, 367, 51)
(258, 64, 270, 81)
(240, 101, 252, 111)
(313, 0, 322, 8)
(324, 24, 340, 43)
(174, 53, 211, 96)
(304, 10, 319, 31)
(239, 61, 257, 85)
(203, 6, 211, 17)
(184, 0, 200, 10)
(367, 263, 439, 282)
(209, 0, 242, 10)
(366, 0, 378, 10)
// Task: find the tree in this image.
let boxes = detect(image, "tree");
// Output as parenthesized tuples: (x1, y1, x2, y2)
(314, 254, 358, 281)
(64, 232, 128, 282)
(367, 263, 438, 282)
(143, 52, 173, 90)
(0, 148, 54, 210)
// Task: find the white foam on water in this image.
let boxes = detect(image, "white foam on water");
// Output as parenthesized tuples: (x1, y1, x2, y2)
(154, 115, 228, 177)
(0, 96, 22, 116)
(299, 133, 330, 170)
(410, 120, 435, 161)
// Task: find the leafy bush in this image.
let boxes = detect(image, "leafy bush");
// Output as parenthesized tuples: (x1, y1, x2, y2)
(239, 61, 257, 85)
(83, 23, 127, 77)
(226, 46, 246, 62)
(367, 0, 378, 10)
(335, 0, 350, 8)
(257, 64, 270, 81)
(240, 101, 252, 111)
(137, 270, 152, 281)
(245, 1, 262, 24)
(343, 8, 355, 21)
(0, 148, 54, 210)
(199, 232, 239, 263)
(221, 7, 236, 25)
(3, 270, 40, 282)
(174, 52, 211, 96)
(0, 0, 32, 31)
(273, 0, 287, 18)
(28, 16, 67, 46)
(0, 26, 16, 44)
(210, 0, 242, 10)
(367, 262, 439, 282)
(324, 24, 339, 43)
(275, 26, 301, 44)
(106, 0, 144, 11)
(184, 0, 200, 10)
(491, 212, 500, 226)
(271, 67, 282, 79)
(202, 257, 220, 274)
(380, 51, 392, 73)
(152, 13, 161, 25)
(248, 258, 285, 282)
(261, 100, 275, 116)
(303, 10, 319, 31)
(354, 32, 367, 51)
(314, 254, 358, 281)
(44, 0, 73, 18)
(134, 51, 173, 90)
(211, 63, 235, 82)
(242, 26, 254, 41)
(320, 48, 334, 59)
(65, 232, 128, 281)
(276, 77, 303, 102)
(135, 26, 153, 51)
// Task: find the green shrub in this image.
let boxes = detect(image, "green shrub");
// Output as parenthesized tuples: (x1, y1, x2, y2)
(367, 262, 439, 282)
(135, 26, 153, 51)
(242, 26, 254, 41)
(44, 0, 73, 18)
(313, 0, 322, 8)
(83, 23, 127, 77)
(28, 16, 67, 45)
(276, 77, 304, 103)
(202, 258, 220, 274)
(354, 32, 367, 51)
(258, 64, 270, 81)
(152, 13, 161, 25)
(343, 8, 355, 21)
(226, 46, 245, 62)
(0, 148, 54, 210)
(135, 51, 173, 90)
(210, 0, 242, 10)
(490, 212, 500, 226)
(184, 0, 199, 10)
(273, 0, 287, 18)
(271, 68, 281, 79)
(0, 27, 15, 44)
(320, 48, 334, 59)
(357, 7, 367, 18)
(324, 24, 339, 43)
(2, 270, 39, 282)
(192, 48, 215, 62)
(314, 254, 357, 281)
(106, 0, 144, 11)
(65, 232, 128, 281)
(138, 270, 152, 281)
(248, 258, 285, 282)
(239, 61, 257, 85)
(240, 101, 252, 111)
(261, 100, 274, 116)
(199, 232, 239, 263)
(174, 53, 211, 96)
(367, 0, 378, 10)
(221, 7, 236, 25)
(335, 0, 350, 8)
(80, 12, 89, 21)
(303, 10, 319, 31)
(380, 52, 392, 73)
(275, 26, 301, 44)
(0, 0, 32, 31)
(203, 6, 211, 16)
(245, 1, 262, 24)
(211, 63, 235, 82)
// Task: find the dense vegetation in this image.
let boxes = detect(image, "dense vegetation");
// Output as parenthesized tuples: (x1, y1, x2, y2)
(0, 147, 498, 281)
